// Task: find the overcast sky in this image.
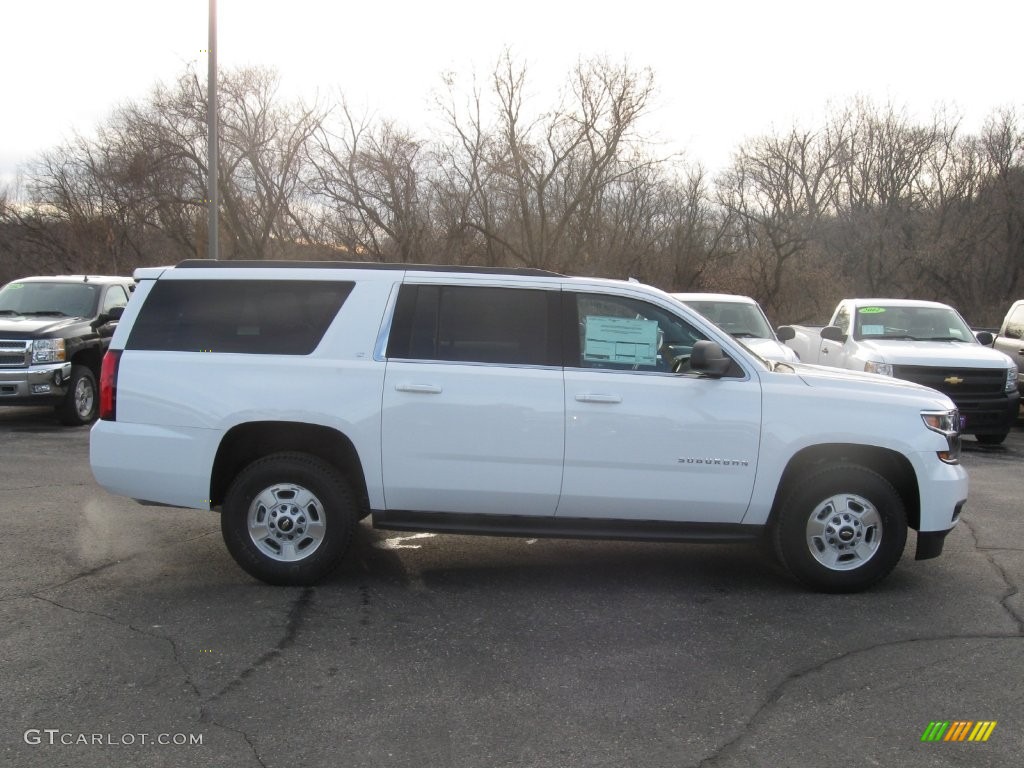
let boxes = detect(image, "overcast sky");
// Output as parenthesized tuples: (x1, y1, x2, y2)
(2, 0, 1021, 188)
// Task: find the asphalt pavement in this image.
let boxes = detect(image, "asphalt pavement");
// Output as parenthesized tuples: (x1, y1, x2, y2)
(1, 406, 1021, 768)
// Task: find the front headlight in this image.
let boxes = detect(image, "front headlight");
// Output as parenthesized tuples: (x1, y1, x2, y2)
(922, 408, 961, 464)
(1006, 366, 1019, 394)
(31, 339, 66, 364)
(865, 360, 893, 376)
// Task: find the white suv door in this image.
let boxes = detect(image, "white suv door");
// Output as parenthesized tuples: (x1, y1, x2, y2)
(558, 291, 761, 523)
(381, 283, 564, 516)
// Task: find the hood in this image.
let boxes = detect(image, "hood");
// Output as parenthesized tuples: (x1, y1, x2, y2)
(740, 337, 799, 363)
(784, 362, 952, 402)
(857, 339, 1014, 368)
(0, 315, 88, 337)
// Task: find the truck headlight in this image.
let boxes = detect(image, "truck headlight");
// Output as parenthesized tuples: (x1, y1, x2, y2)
(865, 361, 893, 376)
(1006, 366, 1019, 394)
(31, 339, 66, 364)
(922, 408, 961, 464)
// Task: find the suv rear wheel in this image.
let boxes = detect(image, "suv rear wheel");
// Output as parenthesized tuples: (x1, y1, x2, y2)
(221, 452, 356, 585)
(773, 464, 907, 593)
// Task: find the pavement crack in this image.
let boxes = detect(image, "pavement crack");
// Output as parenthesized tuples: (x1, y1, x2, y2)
(205, 587, 315, 705)
(207, 717, 268, 768)
(693, 632, 1021, 768)
(0, 558, 131, 602)
(29, 593, 204, 703)
(960, 517, 1024, 633)
(697, 521, 1024, 767)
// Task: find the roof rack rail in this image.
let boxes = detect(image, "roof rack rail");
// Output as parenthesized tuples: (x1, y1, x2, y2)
(174, 259, 563, 278)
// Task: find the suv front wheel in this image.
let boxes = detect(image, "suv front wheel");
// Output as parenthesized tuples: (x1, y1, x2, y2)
(773, 464, 907, 593)
(221, 452, 356, 585)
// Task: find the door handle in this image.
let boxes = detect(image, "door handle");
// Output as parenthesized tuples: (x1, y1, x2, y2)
(395, 384, 443, 394)
(575, 393, 622, 404)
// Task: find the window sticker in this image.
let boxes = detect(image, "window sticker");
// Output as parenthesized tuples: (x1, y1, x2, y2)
(858, 307, 886, 314)
(583, 316, 658, 365)
(861, 324, 884, 335)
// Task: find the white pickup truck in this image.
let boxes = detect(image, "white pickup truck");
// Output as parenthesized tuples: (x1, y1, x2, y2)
(781, 298, 1020, 444)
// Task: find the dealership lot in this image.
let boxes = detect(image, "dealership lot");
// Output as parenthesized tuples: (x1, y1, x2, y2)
(1, 408, 1021, 768)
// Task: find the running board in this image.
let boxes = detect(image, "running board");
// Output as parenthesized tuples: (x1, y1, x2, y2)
(372, 510, 760, 544)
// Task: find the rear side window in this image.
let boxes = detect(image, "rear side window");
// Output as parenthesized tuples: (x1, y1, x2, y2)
(387, 284, 560, 366)
(126, 280, 353, 354)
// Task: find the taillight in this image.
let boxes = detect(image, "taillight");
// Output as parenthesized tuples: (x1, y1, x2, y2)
(99, 350, 121, 421)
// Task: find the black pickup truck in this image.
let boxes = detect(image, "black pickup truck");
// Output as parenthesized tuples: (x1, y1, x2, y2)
(0, 275, 134, 425)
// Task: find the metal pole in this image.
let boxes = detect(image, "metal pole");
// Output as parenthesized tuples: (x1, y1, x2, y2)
(207, 0, 219, 260)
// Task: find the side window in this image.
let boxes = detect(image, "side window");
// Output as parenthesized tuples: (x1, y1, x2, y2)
(100, 285, 129, 315)
(1006, 305, 1024, 340)
(833, 307, 851, 335)
(569, 293, 708, 373)
(126, 280, 354, 355)
(387, 284, 560, 366)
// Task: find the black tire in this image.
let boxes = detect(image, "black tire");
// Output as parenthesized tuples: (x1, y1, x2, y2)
(772, 464, 907, 593)
(975, 432, 1008, 446)
(221, 452, 356, 585)
(56, 364, 98, 426)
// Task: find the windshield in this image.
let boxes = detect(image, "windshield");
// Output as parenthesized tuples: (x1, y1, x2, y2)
(0, 281, 100, 318)
(852, 305, 975, 342)
(683, 300, 774, 339)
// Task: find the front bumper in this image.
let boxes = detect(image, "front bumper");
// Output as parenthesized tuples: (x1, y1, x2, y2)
(953, 390, 1020, 436)
(915, 498, 966, 559)
(914, 451, 968, 562)
(0, 362, 73, 405)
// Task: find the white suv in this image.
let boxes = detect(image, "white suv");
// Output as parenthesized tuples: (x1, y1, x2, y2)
(90, 261, 968, 592)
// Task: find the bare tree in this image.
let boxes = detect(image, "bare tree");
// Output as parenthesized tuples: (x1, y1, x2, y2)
(309, 104, 431, 262)
(717, 125, 845, 317)
(437, 52, 657, 272)
(827, 101, 944, 294)
(217, 68, 325, 259)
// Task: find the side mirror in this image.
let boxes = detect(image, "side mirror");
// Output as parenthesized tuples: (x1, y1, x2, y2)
(776, 325, 796, 342)
(91, 306, 124, 330)
(975, 330, 994, 346)
(820, 325, 846, 342)
(690, 340, 732, 377)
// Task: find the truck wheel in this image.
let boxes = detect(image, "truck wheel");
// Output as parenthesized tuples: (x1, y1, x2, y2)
(773, 464, 907, 593)
(221, 452, 356, 586)
(56, 365, 98, 426)
(975, 432, 1008, 446)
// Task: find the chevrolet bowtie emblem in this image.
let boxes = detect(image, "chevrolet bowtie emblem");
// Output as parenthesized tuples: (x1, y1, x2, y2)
(944, 376, 964, 385)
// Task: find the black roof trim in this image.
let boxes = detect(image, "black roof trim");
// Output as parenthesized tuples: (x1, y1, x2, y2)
(174, 259, 563, 278)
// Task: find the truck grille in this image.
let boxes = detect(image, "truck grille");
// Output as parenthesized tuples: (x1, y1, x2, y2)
(891, 365, 1005, 397)
(0, 340, 31, 368)
(892, 365, 1010, 428)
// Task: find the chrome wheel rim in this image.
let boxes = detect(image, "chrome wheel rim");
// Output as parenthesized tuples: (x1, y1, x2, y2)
(805, 493, 882, 571)
(74, 377, 95, 419)
(247, 483, 326, 562)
